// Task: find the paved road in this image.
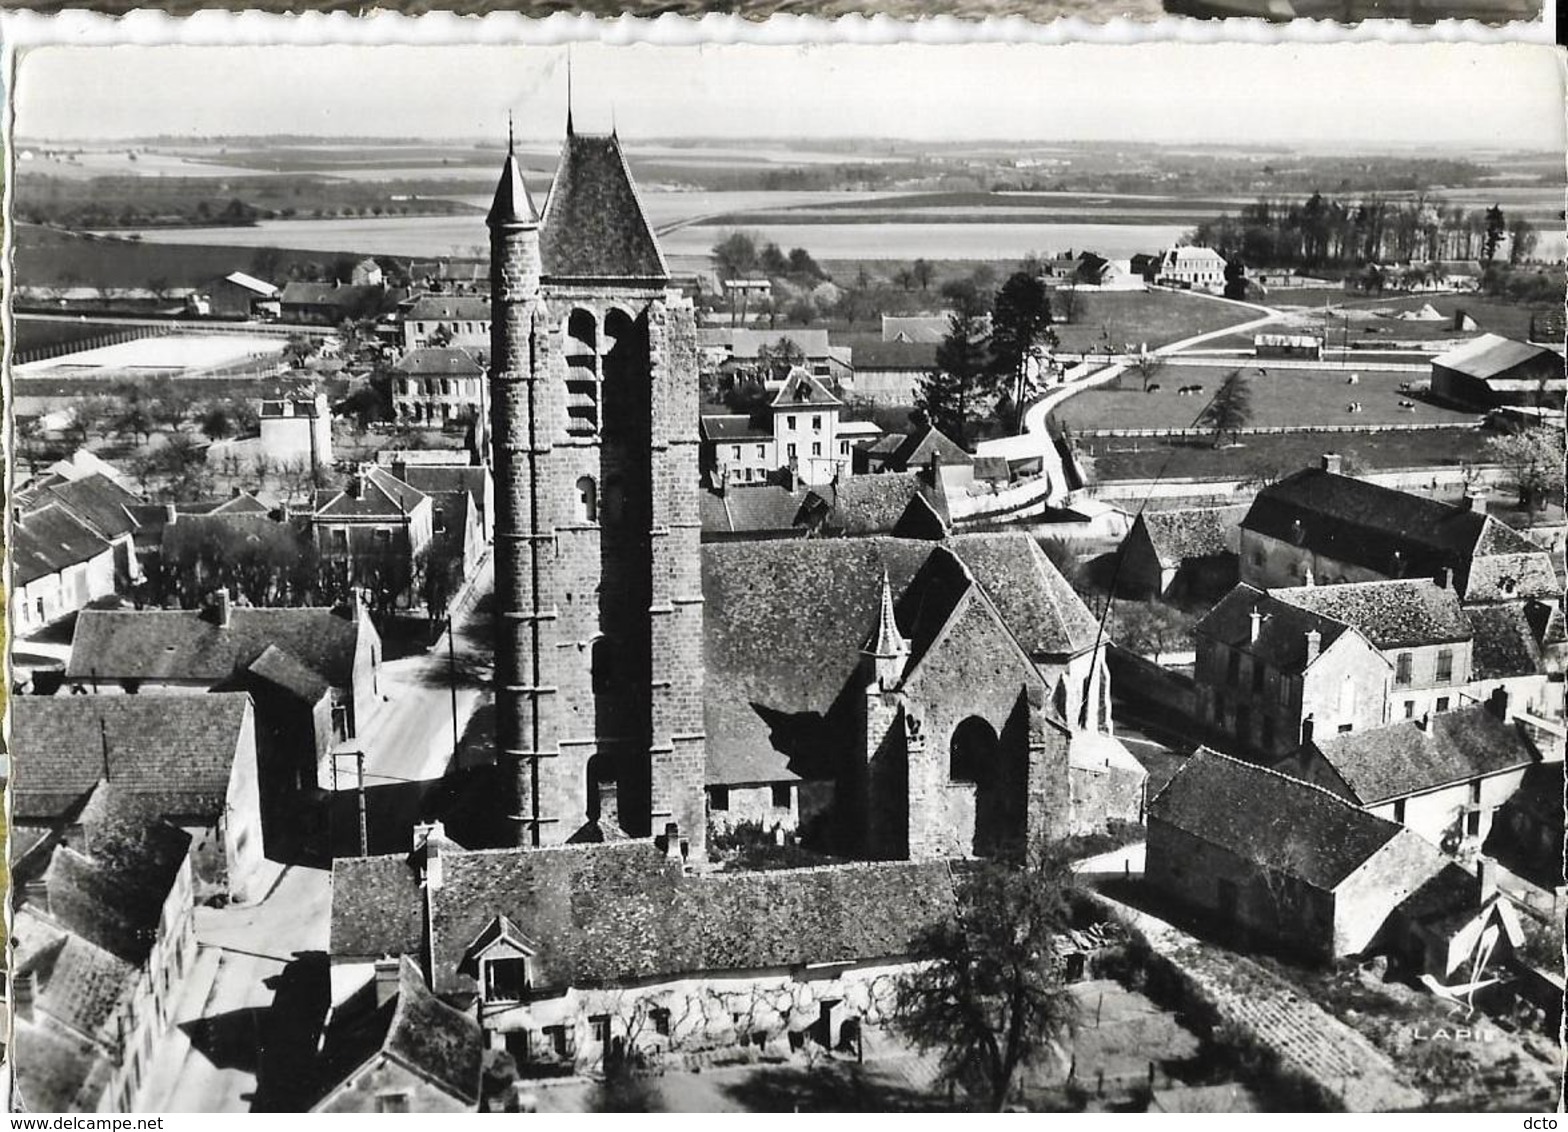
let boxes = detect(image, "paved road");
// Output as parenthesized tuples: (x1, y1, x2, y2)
(355, 551, 494, 791)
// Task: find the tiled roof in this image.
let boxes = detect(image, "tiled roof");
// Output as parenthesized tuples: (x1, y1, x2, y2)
(888, 427, 974, 472)
(409, 842, 956, 995)
(1268, 579, 1471, 650)
(395, 464, 486, 509)
(13, 1018, 114, 1114)
(1244, 469, 1489, 581)
(1151, 747, 1407, 890)
(1463, 551, 1562, 603)
(770, 368, 843, 409)
(1466, 602, 1548, 680)
(280, 282, 382, 309)
(42, 783, 192, 963)
(394, 346, 485, 377)
(701, 414, 771, 443)
(697, 328, 833, 360)
(246, 645, 333, 704)
(486, 148, 540, 231)
(37, 935, 134, 1044)
(221, 271, 277, 297)
(12, 504, 113, 586)
(407, 295, 490, 322)
(329, 855, 427, 960)
(1309, 707, 1539, 806)
(947, 534, 1101, 658)
(11, 693, 251, 820)
(67, 606, 361, 688)
(1433, 334, 1562, 382)
(17, 473, 143, 541)
(881, 316, 951, 345)
(540, 132, 667, 282)
(312, 466, 429, 521)
(843, 336, 939, 370)
(1196, 584, 1360, 673)
(1135, 505, 1247, 565)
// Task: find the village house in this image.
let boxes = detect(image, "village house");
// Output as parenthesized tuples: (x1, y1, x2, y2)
(379, 456, 494, 544)
(279, 281, 387, 325)
(1431, 334, 1566, 410)
(1117, 505, 1247, 601)
(1264, 578, 1476, 724)
(1146, 748, 1477, 967)
(307, 466, 435, 601)
(696, 327, 850, 387)
(17, 471, 146, 589)
(10, 693, 269, 902)
(11, 503, 117, 636)
(1238, 455, 1561, 605)
(401, 294, 490, 352)
(312, 956, 483, 1114)
(1483, 761, 1566, 893)
(703, 534, 1142, 857)
(351, 258, 385, 288)
(11, 783, 200, 1113)
(699, 368, 854, 488)
(1193, 583, 1391, 761)
(1287, 694, 1543, 851)
(392, 346, 488, 427)
(859, 425, 974, 477)
(328, 834, 959, 1082)
(191, 271, 280, 320)
(700, 469, 949, 543)
(839, 336, 937, 406)
(65, 598, 382, 756)
(1155, 246, 1228, 291)
(260, 392, 334, 470)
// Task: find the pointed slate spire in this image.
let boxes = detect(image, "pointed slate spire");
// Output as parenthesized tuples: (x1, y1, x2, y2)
(865, 569, 909, 655)
(566, 50, 575, 136)
(486, 119, 539, 230)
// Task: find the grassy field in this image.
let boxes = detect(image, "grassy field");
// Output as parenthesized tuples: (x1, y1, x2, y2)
(1049, 292, 1255, 353)
(1055, 366, 1476, 432)
(1197, 292, 1558, 354)
(15, 225, 370, 290)
(1078, 427, 1493, 482)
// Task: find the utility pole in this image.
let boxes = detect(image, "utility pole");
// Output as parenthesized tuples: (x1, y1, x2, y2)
(449, 614, 461, 764)
(99, 718, 112, 781)
(355, 747, 369, 859)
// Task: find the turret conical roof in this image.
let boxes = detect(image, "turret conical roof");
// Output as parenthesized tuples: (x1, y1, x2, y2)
(487, 146, 539, 230)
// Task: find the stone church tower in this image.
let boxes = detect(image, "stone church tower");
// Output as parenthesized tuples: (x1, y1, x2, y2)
(488, 123, 706, 857)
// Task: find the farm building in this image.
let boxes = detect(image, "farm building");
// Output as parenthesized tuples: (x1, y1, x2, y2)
(1254, 333, 1322, 360)
(1117, 505, 1246, 600)
(192, 272, 280, 320)
(1146, 748, 1470, 967)
(1155, 246, 1228, 291)
(1431, 334, 1565, 409)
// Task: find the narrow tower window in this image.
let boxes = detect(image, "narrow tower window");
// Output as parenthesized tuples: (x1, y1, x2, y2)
(575, 477, 598, 524)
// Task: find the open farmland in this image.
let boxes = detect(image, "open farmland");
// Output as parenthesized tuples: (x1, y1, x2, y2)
(1047, 291, 1256, 353)
(1199, 291, 1559, 353)
(1055, 365, 1478, 433)
(1078, 427, 1495, 482)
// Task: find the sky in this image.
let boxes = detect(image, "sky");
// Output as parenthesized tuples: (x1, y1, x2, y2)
(14, 42, 1565, 151)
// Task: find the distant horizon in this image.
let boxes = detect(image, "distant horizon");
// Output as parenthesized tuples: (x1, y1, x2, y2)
(14, 43, 1564, 152)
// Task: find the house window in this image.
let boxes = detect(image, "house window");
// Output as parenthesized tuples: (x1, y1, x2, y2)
(1469, 779, 1482, 805)
(812, 415, 822, 431)
(433, 507, 446, 534)
(376, 1093, 410, 1114)
(1436, 696, 1450, 713)
(1338, 723, 1353, 734)
(482, 957, 530, 1003)
(1394, 653, 1413, 686)
(710, 786, 730, 811)
(590, 1014, 612, 1045)
(651, 1008, 671, 1037)
(505, 1030, 532, 1065)
(787, 415, 797, 430)
(332, 529, 350, 552)
(771, 783, 791, 809)
(1393, 798, 1406, 823)
(840, 441, 849, 456)
(950, 717, 997, 784)
(1404, 700, 1415, 719)
(732, 446, 742, 461)
(1226, 651, 1241, 686)
(544, 1025, 571, 1058)
(373, 528, 393, 545)
(812, 442, 822, 457)
(1276, 677, 1291, 707)
(1435, 649, 1454, 683)
(756, 445, 766, 459)
(787, 443, 797, 459)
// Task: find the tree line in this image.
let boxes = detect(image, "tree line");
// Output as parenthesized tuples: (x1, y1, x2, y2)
(1189, 193, 1540, 272)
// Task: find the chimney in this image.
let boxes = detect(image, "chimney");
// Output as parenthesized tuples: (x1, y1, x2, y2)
(13, 972, 34, 1023)
(1304, 628, 1321, 665)
(929, 451, 942, 481)
(1321, 453, 1343, 475)
(1249, 607, 1264, 644)
(373, 957, 401, 1009)
(1485, 686, 1509, 721)
(164, 503, 178, 524)
(1476, 858, 1497, 903)
(1300, 717, 1315, 746)
(1434, 566, 1452, 590)
(1463, 487, 1487, 513)
(415, 820, 447, 890)
(231, 485, 243, 499)
(215, 589, 232, 629)
(663, 821, 681, 863)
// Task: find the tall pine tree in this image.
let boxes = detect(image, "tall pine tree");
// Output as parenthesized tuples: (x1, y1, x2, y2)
(918, 281, 995, 450)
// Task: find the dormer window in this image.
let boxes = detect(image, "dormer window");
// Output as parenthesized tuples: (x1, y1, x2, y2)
(483, 956, 531, 1002)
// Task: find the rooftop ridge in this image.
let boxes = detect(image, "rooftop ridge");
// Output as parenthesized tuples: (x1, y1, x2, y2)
(1170, 746, 1409, 830)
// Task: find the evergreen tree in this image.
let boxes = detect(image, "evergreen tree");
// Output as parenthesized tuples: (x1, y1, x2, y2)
(918, 283, 994, 449)
(988, 272, 1056, 432)
(1483, 205, 1507, 263)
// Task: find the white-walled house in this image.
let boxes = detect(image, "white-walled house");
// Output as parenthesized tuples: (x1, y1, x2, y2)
(11, 503, 117, 635)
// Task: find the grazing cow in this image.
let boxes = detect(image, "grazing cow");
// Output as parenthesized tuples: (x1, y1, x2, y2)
(1346, 374, 1360, 385)
(1398, 382, 1412, 393)
(1189, 385, 1203, 395)
(1398, 400, 1416, 409)
(1146, 384, 1161, 394)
